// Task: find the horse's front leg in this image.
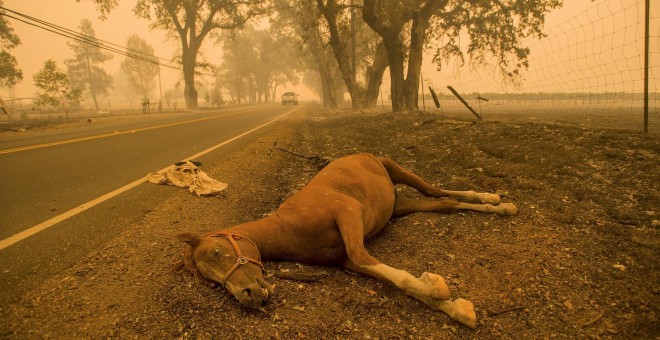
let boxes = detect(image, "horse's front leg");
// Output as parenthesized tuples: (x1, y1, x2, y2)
(335, 205, 477, 329)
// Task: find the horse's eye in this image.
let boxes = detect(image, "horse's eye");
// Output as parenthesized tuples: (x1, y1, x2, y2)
(214, 248, 220, 256)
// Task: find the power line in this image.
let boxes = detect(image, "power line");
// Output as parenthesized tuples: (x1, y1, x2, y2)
(3, 12, 178, 70)
(0, 6, 217, 76)
(1, 6, 167, 61)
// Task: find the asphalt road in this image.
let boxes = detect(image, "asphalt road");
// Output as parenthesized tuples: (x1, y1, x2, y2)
(0, 104, 296, 306)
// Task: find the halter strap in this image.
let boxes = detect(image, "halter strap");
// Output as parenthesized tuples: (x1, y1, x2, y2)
(211, 232, 265, 288)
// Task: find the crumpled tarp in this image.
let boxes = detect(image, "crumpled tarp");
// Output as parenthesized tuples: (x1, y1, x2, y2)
(146, 161, 228, 196)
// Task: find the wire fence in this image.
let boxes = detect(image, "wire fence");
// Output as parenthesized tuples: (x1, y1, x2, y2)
(0, 98, 184, 120)
(424, 0, 659, 131)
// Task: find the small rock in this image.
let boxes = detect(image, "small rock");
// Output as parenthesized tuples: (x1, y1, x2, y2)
(612, 263, 627, 272)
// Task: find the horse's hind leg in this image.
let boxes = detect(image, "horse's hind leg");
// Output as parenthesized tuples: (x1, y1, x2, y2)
(392, 195, 518, 218)
(379, 157, 501, 204)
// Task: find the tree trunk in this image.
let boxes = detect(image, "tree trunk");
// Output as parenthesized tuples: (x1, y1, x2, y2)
(57, 92, 69, 119)
(404, 12, 429, 111)
(312, 49, 338, 108)
(236, 75, 243, 105)
(270, 82, 277, 103)
(362, 0, 406, 112)
(140, 71, 148, 99)
(319, 64, 337, 108)
(182, 47, 198, 109)
(365, 42, 388, 108)
(85, 54, 99, 112)
(183, 80, 197, 109)
(384, 37, 406, 112)
(309, 31, 337, 108)
(179, 5, 203, 111)
(362, 0, 447, 113)
(298, 0, 338, 109)
(316, 0, 365, 110)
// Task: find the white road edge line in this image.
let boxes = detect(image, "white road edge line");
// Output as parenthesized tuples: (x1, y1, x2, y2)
(0, 107, 297, 251)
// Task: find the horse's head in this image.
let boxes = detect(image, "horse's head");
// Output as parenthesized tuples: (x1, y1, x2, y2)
(177, 231, 273, 309)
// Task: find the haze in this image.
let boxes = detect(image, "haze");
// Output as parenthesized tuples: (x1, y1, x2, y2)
(2, 0, 658, 107)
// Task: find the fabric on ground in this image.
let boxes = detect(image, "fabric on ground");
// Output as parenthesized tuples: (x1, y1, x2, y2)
(147, 161, 228, 196)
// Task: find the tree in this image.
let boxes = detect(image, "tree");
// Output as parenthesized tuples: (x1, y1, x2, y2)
(131, 0, 268, 109)
(208, 76, 224, 108)
(272, 0, 341, 108)
(254, 28, 300, 103)
(0, 1, 23, 88)
(301, 67, 345, 106)
(429, 1, 562, 80)
(218, 26, 299, 104)
(362, 0, 442, 111)
(363, 0, 561, 112)
(120, 34, 159, 100)
(218, 31, 254, 105)
(65, 19, 113, 112)
(112, 69, 139, 107)
(33, 60, 82, 117)
(314, 0, 388, 110)
(164, 85, 183, 110)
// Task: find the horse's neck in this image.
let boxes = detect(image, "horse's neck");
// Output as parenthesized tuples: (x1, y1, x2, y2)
(226, 214, 290, 261)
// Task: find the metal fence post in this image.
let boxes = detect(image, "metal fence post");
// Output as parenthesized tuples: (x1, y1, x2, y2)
(644, 0, 650, 133)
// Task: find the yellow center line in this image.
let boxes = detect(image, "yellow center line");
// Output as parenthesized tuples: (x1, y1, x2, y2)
(0, 107, 265, 155)
(0, 106, 298, 251)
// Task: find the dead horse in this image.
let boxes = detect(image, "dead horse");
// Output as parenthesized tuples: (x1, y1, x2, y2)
(177, 153, 518, 328)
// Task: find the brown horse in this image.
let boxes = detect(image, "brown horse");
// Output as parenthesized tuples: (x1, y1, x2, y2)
(177, 153, 518, 328)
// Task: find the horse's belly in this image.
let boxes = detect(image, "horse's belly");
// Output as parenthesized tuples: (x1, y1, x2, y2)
(298, 245, 346, 265)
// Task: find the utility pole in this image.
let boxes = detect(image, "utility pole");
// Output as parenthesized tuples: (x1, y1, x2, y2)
(158, 63, 163, 103)
(157, 63, 164, 113)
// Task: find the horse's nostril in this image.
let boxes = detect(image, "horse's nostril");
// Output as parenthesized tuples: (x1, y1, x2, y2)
(242, 288, 253, 299)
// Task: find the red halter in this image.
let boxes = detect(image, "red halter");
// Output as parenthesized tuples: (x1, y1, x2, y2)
(210, 232, 265, 288)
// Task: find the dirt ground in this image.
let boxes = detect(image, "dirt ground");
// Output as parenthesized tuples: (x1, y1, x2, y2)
(1, 107, 658, 339)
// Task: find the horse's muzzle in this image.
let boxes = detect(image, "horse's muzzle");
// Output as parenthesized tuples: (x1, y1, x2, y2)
(233, 278, 273, 309)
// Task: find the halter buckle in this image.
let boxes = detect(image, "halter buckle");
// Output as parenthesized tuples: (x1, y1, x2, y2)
(237, 256, 249, 265)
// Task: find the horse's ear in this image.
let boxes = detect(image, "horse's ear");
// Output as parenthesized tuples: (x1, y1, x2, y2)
(177, 232, 201, 247)
(174, 234, 202, 281)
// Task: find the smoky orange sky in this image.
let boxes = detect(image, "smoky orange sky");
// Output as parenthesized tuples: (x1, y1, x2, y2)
(2, 0, 658, 106)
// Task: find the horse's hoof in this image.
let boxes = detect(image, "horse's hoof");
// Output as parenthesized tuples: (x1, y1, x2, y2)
(419, 272, 450, 300)
(452, 298, 477, 329)
(498, 203, 518, 216)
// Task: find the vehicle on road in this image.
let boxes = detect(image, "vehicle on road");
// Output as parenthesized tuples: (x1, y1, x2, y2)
(281, 92, 298, 105)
